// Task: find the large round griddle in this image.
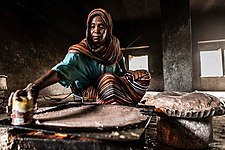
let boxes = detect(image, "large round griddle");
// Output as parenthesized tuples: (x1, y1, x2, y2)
(33, 104, 148, 131)
(145, 91, 225, 118)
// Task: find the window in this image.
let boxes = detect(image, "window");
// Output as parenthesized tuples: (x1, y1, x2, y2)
(129, 55, 148, 71)
(200, 48, 223, 77)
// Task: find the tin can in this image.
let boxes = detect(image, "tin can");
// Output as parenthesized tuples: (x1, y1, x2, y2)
(11, 96, 33, 125)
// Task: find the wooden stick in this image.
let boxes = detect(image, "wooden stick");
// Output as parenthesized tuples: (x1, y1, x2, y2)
(121, 46, 149, 51)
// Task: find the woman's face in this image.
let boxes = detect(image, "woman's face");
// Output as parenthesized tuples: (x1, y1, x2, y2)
(89, 16, 107, 47)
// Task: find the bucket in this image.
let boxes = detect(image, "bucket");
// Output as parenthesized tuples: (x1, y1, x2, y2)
(0, 75, 7, 91)
(11, 96, 33, 125)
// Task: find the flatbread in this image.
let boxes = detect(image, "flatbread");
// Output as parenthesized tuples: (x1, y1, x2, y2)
(145, 91, 225, 118)
(33, 105, 147, 128)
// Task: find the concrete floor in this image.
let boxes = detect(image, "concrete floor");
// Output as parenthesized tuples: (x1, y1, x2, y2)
(0, 91, 224, 149)
(211, 115, 225, 149)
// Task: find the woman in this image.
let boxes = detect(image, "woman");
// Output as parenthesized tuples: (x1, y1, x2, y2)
(9, 8, 151, 105)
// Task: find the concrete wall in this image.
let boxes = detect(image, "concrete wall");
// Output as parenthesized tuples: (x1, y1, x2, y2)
(192, 11, 225, 91)
(121, 19, 163, 91)
(0, 1, 86, 95)
(0, 0, 164, 96)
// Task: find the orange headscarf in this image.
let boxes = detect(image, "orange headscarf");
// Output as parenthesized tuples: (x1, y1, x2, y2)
(68, 8, 122, 65)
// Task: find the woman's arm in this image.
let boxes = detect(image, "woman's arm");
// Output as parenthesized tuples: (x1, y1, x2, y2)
(8, 70, 61, 107)
(26, 70, 61, 101)
(33, 70, 61, 91)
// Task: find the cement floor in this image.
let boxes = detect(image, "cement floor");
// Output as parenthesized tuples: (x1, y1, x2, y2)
(0, 91, 224, 149)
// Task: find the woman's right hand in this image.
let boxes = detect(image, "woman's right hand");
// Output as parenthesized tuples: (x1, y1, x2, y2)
(7, 83, 39, 109)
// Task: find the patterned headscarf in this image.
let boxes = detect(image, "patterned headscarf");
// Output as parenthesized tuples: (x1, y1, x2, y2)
(68, 8, 122, 65)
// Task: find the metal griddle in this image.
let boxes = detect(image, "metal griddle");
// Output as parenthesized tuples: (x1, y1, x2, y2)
(0, 103, 154, 141)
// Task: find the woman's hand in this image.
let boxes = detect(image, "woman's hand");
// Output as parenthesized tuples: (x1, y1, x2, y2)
(8, 90, 21, 109)
(24, 83, 39, 103)
(7, 83, 39, 110)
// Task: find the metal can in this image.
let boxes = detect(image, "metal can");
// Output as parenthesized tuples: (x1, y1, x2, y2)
(11, 96, 33, 125)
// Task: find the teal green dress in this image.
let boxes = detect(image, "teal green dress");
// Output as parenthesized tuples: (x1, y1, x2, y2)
(52, 52, 116, 89)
